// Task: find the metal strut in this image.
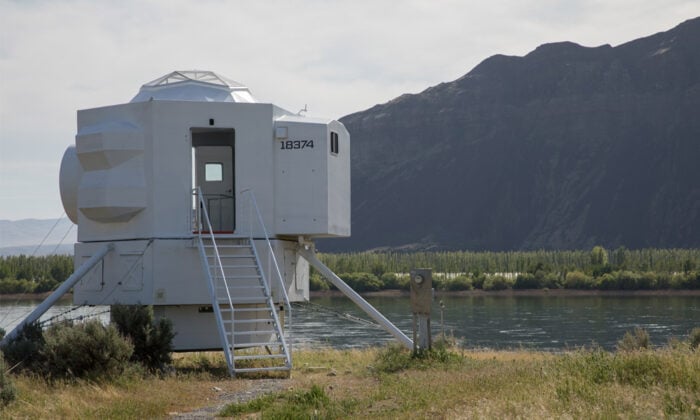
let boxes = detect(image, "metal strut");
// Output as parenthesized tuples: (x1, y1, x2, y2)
(298, 246, 413, 349)
(1, 242, 114, 346)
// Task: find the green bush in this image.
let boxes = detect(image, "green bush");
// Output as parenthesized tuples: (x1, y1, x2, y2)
(0, 278, 36, 294)
(374, 341, 463, 374)
(339, 272, 382, 292)
(616, 328, 651, 352)
(514, 273, 540, 289)
(0, 352, 16, 408)
(309, 272, 329, 291)
(482, 275, 514, 291)
(596, 273, 616, 290)
(655, 272, 672, 289)
(472, 273, 486, 290)
(111, 305, 175, 371)
(396, 274, 411, 291)
(616, 271, 642, 290)
(380, 272, 400, 289)
(564, 271, 595, 289)
(431, 276, 444, 291)
(34, 277, 59, 293)
(689, 328, 700, 350)
(1, 322, 45, 373)
(42, 320, 133, 380)
(542, 272, 562, 288)
(444, 275, 473, 291)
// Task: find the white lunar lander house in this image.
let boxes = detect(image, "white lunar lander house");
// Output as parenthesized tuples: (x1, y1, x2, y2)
(3, 71, 412, 376)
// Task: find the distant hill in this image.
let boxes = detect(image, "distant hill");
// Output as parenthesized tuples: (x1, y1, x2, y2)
(0, 218, 75, 256)
(320, 17, 700, 252)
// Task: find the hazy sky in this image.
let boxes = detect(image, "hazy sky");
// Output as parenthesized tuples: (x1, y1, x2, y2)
(1, 0, 698, 222)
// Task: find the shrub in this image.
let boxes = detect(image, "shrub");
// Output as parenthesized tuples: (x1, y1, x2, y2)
(656, 272, 672, 289)
(374, 341, 462, 374)
(309, 272, 329, 291)
(472, 273, 486, 290)
(513, 273, 539, 289)
(0, 327, 4, 341)
(339, 272, 382, 292)
(617, 271, 642, 290)
(1, 322, 45, 373)
(542, 272, 562, 288)
(42, 320, 133, 379)
(111, 305, 175, 371)
(564, 271, 594, 289)
(637, 272, 657, 290)
(596, 273, 617, 290)
(374, 343, 412, 373)
(0, 278, 36, 294)
(34, 277, 59, 293)
(395, 274, 411, 291)
(686, 272, 700, 289)
(616, 328, 651, 352)
(444, 275, 472, 291)
(0, 352, 16, 408)
(380, 272, 400, 289)
(482, 275, 513, 291)
(431, 276, 444, 291)
(689, 327, 700, 350)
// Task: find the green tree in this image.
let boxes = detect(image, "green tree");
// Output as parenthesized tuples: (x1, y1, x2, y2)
(591, 246, 609, 266)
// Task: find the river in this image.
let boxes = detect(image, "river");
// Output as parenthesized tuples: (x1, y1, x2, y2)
(2, 294, 698, 351)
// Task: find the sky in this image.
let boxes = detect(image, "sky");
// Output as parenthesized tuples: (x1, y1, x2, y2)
(1, 0, 698, 222)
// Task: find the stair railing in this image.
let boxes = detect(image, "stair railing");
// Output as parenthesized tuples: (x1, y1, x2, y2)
(240, 188, 293, 358)
(193, 187, 235, 374)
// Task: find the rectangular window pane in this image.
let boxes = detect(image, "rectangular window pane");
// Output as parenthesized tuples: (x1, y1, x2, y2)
(205, 163, 223, 182)
(330, 132, 339, 155)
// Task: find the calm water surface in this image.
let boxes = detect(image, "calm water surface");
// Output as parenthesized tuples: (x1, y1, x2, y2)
(2, 295, 698, 351)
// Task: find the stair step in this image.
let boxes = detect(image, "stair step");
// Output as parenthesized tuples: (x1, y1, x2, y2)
(225, 276, 263, 281)
(235, 341, 285, 347)
(222, 319, 273, 325)
(235, 318, 274, 324)
(234, 366, 291, 373)
(232, 329, 276, 336)
(207, 255, 255, 259)
(211, 264, 259, 268)
(221, 297, 269, 303)
(233, 307, 269, 313)
(217, 285, 265, 291)
(202, 245, 250, 248)
(207, 253, 253, 257)
(234, 354, 287, 361)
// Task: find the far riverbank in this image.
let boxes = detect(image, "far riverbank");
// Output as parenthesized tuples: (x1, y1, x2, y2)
(3, 288, 700, 303)
(312, 288, 700, 298)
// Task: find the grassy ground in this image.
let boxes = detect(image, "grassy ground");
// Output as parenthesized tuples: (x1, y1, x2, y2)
(2, 344, 699, 418)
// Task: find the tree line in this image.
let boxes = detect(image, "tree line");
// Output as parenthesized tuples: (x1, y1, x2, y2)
(319, 247, 699, 275)
(0, 255, 73, 294)
(313, 247, 700, 292)
(1, 247, 698, 294)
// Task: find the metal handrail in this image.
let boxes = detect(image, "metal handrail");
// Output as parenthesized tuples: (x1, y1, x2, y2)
(193, 187, 235, 374)
(241, 189, 293, 353)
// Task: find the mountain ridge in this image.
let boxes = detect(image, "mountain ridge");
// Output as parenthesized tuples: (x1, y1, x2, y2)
(320, 17, 700, 252)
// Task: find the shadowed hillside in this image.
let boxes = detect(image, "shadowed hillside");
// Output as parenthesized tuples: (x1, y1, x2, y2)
(321, 17, 700, 252)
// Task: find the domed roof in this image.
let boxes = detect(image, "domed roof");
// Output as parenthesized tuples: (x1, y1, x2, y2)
(130, 70, 257, 103)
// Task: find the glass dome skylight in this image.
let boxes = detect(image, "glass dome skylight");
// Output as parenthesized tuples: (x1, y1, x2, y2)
(131, 70, 257, 103)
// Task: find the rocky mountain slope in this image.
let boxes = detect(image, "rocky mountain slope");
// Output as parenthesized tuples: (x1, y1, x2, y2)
(321, 17, 700, 251)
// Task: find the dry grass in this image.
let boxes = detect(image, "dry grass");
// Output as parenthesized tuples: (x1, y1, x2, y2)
(2, 345, 699, 418)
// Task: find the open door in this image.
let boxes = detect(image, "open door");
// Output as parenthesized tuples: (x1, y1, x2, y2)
(192, 129, 235, 233)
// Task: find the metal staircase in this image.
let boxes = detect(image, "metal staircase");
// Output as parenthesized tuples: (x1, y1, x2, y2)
(194, 188, 291, 377)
